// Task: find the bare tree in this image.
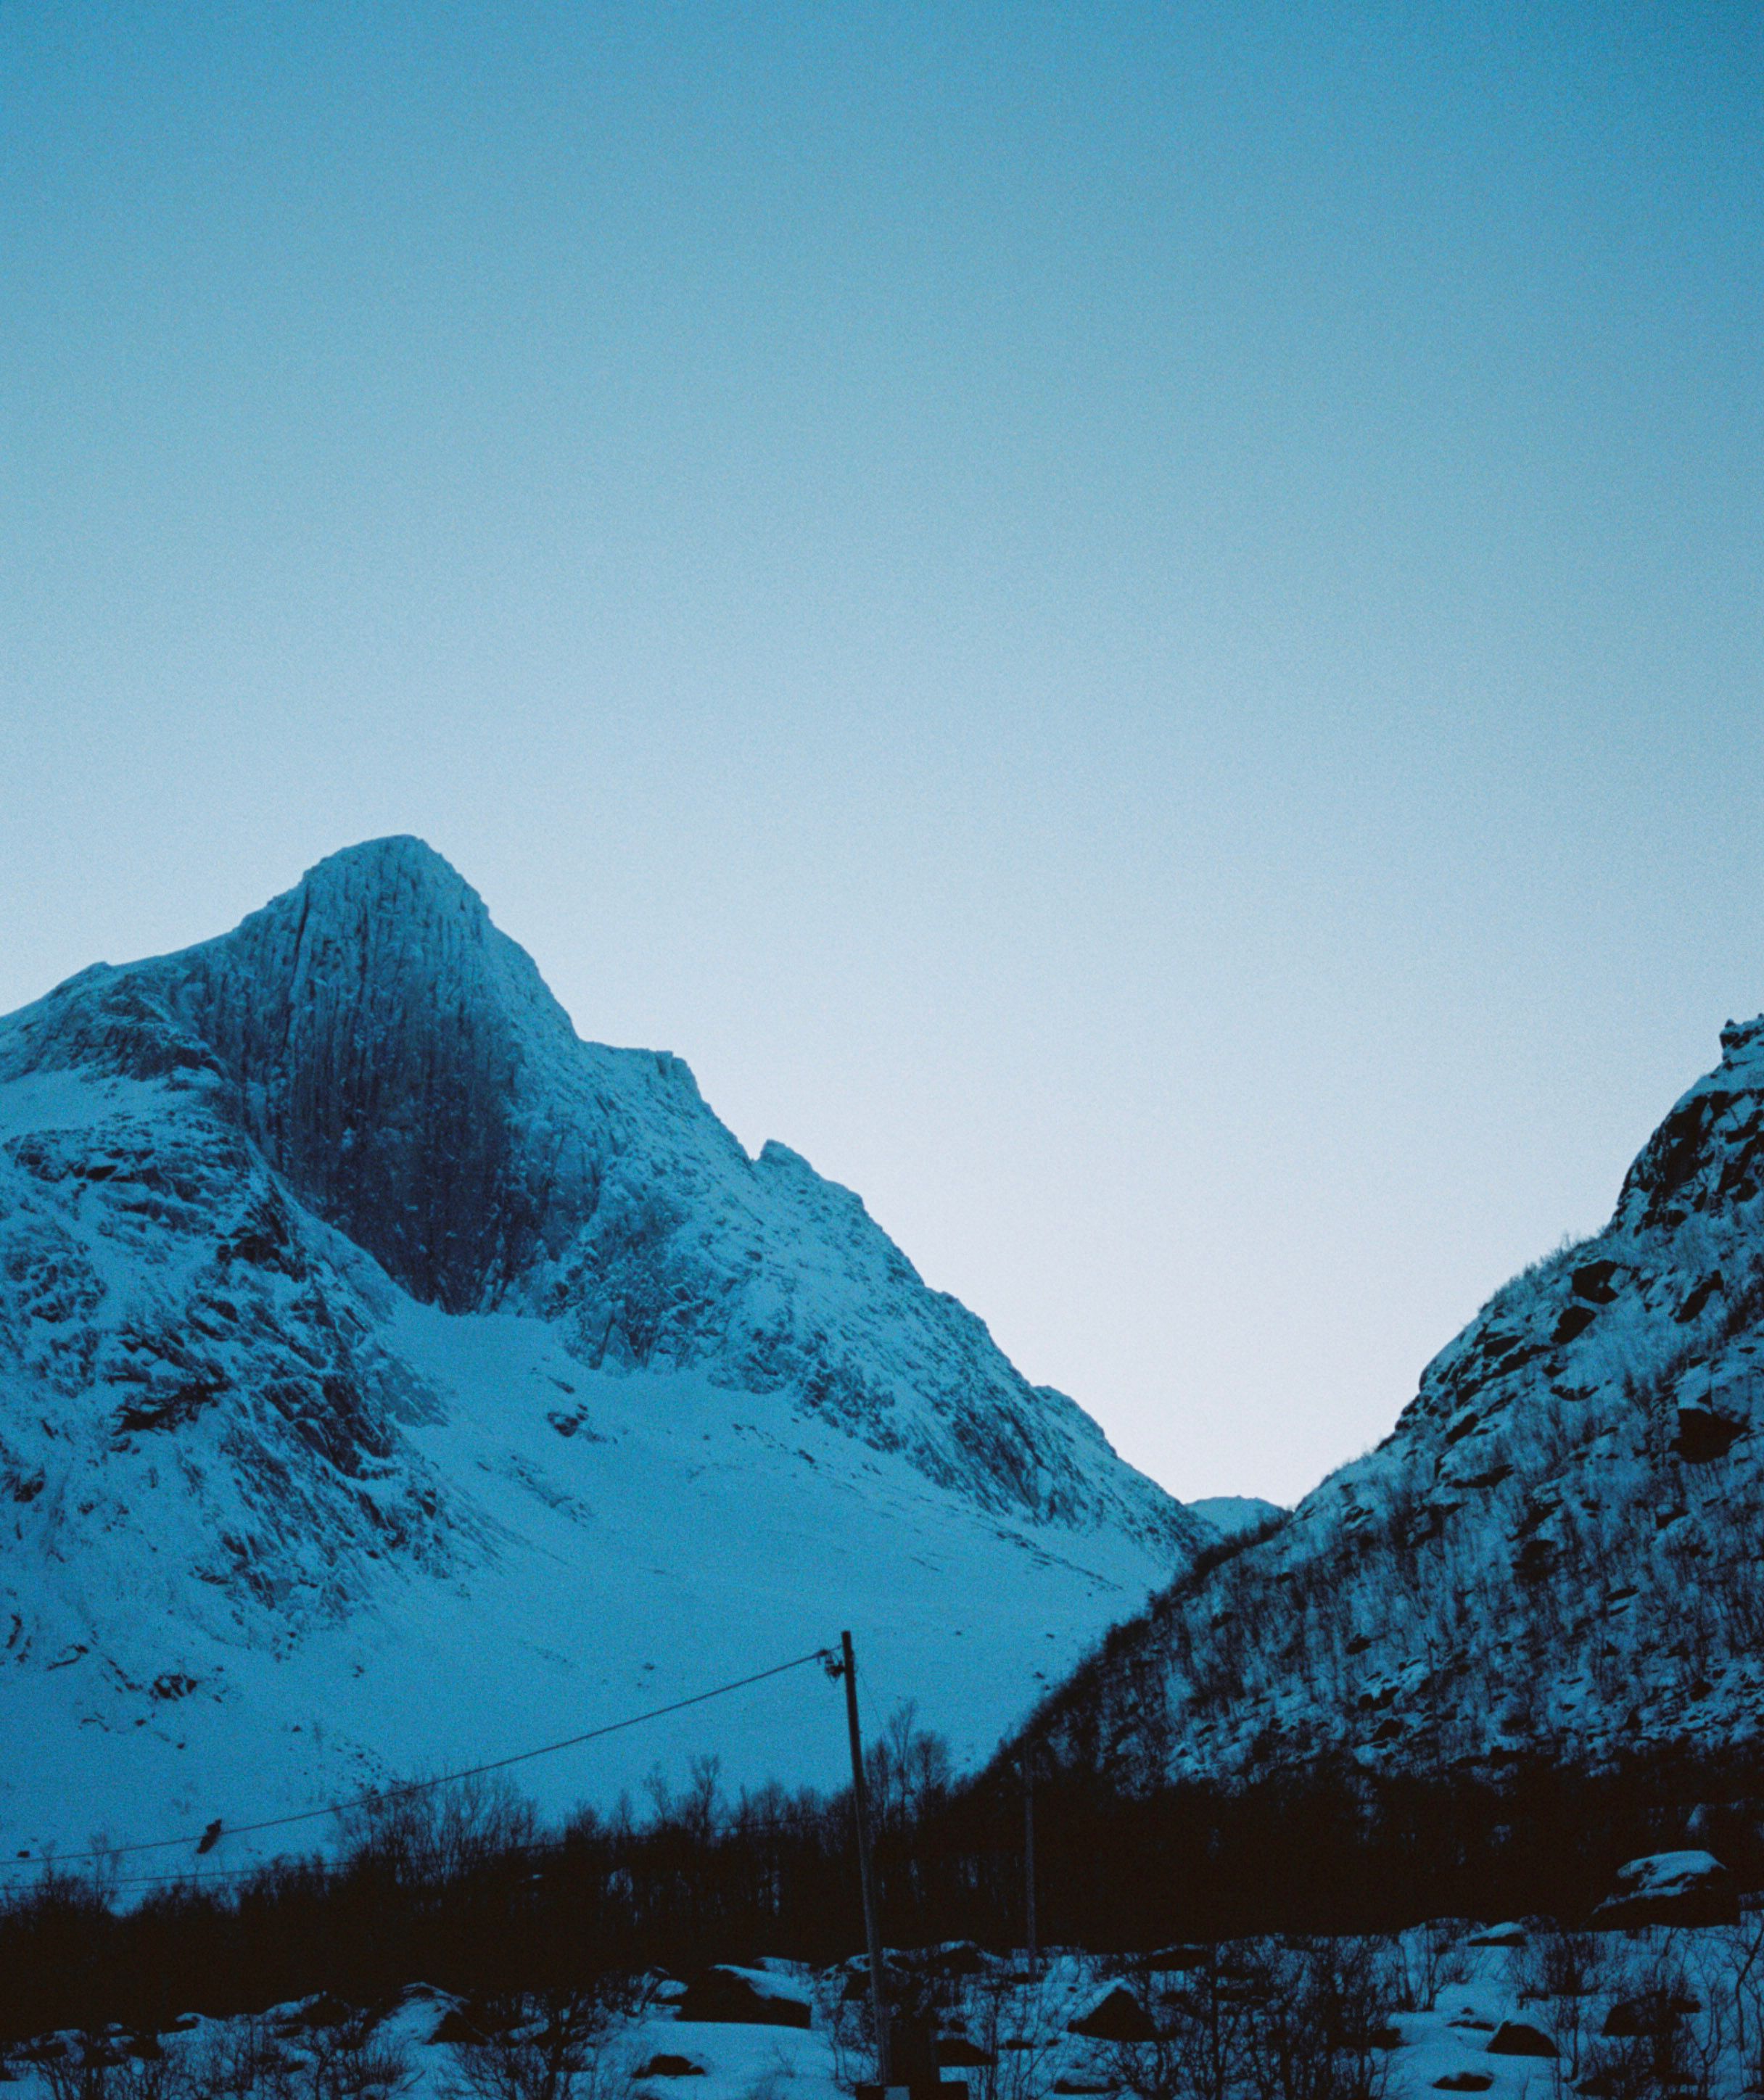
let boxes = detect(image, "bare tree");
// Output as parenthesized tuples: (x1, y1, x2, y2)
(337, 1774, 537, 1888)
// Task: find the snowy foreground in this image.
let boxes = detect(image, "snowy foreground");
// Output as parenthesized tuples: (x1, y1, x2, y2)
(15, 1917, 1764, 2100)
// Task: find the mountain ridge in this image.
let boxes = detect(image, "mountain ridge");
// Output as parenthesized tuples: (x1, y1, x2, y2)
(1015, 1010, 1764, 1793)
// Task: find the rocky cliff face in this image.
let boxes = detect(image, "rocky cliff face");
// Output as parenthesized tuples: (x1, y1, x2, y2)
(1025, 1019, 1764, 1788)
(0, 840, 1198, 1860)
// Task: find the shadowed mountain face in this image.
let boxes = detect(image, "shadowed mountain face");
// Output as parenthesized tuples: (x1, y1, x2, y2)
(1021, 1015, 1764, 1792)
(27, 840, 611, 1310)
(0, 840, 1200, 1854)
(171, 841, 555, 1309)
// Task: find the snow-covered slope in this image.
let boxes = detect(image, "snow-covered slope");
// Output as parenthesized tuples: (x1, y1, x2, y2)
(1028, 1017, 1764, 1787)
(0, 839, 1200, 1863)
(1186, 1496, 1284, 1541)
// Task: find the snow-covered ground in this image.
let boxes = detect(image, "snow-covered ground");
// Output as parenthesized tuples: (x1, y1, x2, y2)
(14, 1917, 1764, 2100)
(1, 1289, 1174, 1865)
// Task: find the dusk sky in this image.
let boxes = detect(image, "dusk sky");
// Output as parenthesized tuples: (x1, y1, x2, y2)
(4, 2, 1758, 1505)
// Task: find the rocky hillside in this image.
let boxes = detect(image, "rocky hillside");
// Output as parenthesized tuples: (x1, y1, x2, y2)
(1023, 1017, 1764, 1788)
(0, 839, 1200, 1864)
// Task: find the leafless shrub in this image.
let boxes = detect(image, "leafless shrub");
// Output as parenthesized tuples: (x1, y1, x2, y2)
(1110, 1938, 1398, 2100)
(184, 2020, 296, 2100)
(1525, 1927, 1608, 2003)
(809, 1972, 870, 2094)
(1401, 1922, 1475, 2012)
(1512, 1924, 1610, 2087)
(1113, 1954, 1256, 2100)
(41, 2040, 126, 2100)
(1713, 1914, 1764, 2090)
(962, 1963, 1092, 2100)
(287, 2011, 413, 2100)
(112, 2041, 199, 2100)
(1576, 1944, 1701, 2100)
(1259, 1936, 1398, 2100)
(446, 1988, 637, 2100)
(731, 2044, 799, 2100)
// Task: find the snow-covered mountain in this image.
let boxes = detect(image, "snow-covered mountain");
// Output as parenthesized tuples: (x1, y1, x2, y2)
(1026, 1017, 1764, 1789)
(0, 838, 1200, 1865)
(1186, 1496, 1284, 1541)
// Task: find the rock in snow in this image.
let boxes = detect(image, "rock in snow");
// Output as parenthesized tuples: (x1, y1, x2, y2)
(0, 839, 1204, 1864)
(1590, 1851, 1739, 1930)
(1485, 2023, 1557, 2059)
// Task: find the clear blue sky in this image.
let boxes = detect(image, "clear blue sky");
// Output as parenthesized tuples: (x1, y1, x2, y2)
(3, 2, 1758, 1504)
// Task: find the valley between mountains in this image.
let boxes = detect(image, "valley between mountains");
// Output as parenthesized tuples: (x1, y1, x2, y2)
(9, 832, 1764, 1900)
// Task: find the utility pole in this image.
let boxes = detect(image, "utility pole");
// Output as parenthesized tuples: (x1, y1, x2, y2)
(841, 1629, 891, 2085)
(1023, 1745, 1037, 1983)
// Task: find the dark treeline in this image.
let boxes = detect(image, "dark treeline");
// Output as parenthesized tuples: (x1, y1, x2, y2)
(2, 1706, 1755, 2047)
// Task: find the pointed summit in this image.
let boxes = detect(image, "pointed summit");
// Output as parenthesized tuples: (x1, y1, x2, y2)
(138, 838, 582, 1307)
(270, 835, 493, 933)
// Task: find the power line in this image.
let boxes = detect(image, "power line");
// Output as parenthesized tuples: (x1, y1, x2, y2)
(6, 1795, 861, 1901)
(1, 1648, 835, 1881)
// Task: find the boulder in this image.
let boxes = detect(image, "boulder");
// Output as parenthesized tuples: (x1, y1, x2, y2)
(1488, 2022, 1557, 2059)
(1673, 1406, 1743, 1462)
(1434, 2078, 1493, 2092)
(635, 2058, 705, 2078)
(429, 2008, 489, 2046)
(841, 1958, 910, 2003)
(1068, 1987, 1158, 2043)
(899, 1942, 996, 1978)
(1686, 1802, 1764, 1879)
(1602, 1993, 1698, 2039)
(676, 1967, 812, 2029)
(1589, 1851, 1738, 1929)
(274, 1994, 354, 2035)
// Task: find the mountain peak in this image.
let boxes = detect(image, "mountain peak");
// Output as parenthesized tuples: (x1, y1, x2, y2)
(123, 839, 573, 1309)
(4, 844, 1191, 1545)
(1720, 1013, 1764, 1067)
(284, 835, 489, 923)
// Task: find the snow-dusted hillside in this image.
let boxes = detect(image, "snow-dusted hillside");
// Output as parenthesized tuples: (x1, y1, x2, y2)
(0, 839, 1200, 1864)
(1185, 1496, 1284, 1541)
(1028, 1017, 1764, 1787)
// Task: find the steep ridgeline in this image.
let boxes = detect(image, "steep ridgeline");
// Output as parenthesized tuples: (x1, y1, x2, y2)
(0, 840, 1199, 1859)
(1026, 1019, 1764, 1791)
